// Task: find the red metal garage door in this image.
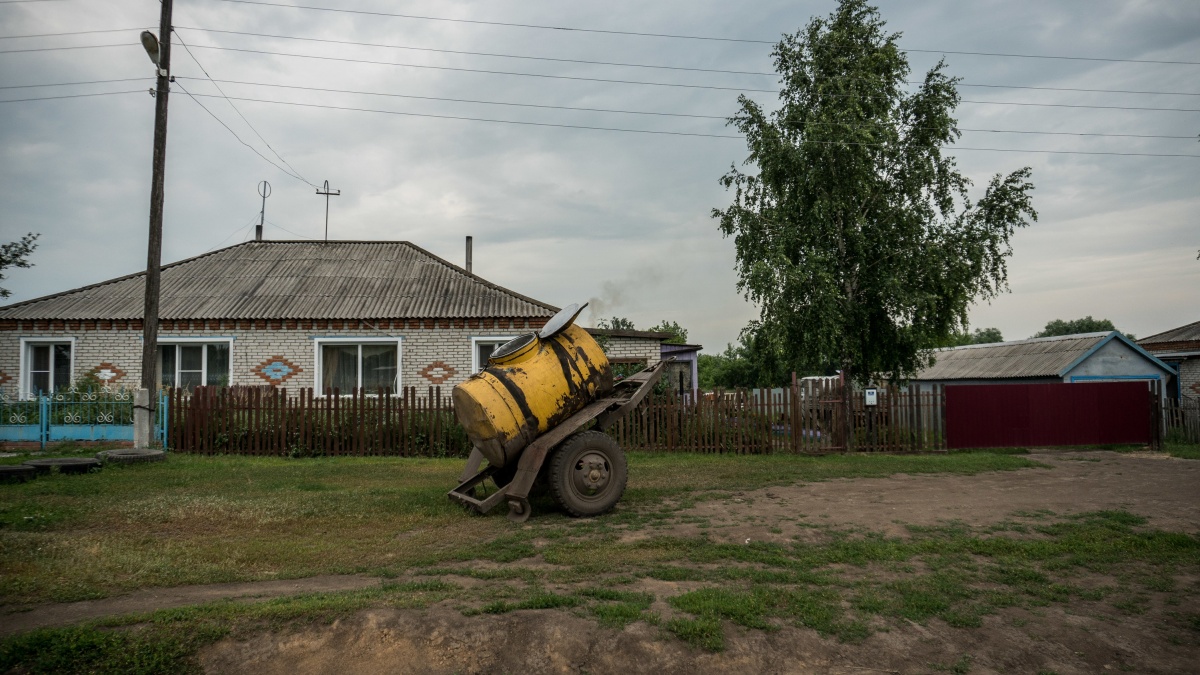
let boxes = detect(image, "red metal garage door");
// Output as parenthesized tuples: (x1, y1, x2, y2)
(945, 381, 1152, 449)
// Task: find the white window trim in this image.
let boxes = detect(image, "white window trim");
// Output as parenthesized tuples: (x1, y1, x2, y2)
(312, 336, 404, 396)
(157, 337, 235, 389)
(470, 335, 518, 373)
(18, 336, 77, 399)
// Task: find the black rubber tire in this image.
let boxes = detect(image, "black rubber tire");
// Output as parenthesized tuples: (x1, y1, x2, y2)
(547, 431, 627, 517)
(97, 449, 166, 464)
(23, 457, 101, 475)
(0, 465, 37, 483)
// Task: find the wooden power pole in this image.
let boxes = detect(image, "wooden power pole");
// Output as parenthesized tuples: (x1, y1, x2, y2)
(136, 0, 173, 448)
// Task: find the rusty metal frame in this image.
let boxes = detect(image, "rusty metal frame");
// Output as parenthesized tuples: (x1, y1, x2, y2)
(447, 358, 671, 521)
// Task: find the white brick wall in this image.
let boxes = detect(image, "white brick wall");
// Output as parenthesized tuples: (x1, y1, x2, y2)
(0, 321, 543, 394)
(602, 336, 661, 366)
(1181, 358, 1200, 400)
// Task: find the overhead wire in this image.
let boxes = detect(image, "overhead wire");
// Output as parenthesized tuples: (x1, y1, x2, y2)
(0, 77, 149, 89)
(0, 89, 145, 102)
(175, 26, 1200, 97)
(181, 44, 1200, 110)
(175, 30, 316, 187)
(174, 80, 315, 184)
(0, 28, 146, 39)
(181, 91, 1200, 157)
(175, 76, 1198, 139)
(206, 0, 1200, 65)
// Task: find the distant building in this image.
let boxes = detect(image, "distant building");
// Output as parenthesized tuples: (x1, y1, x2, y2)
(1139, 320, 1200, 401)
(909, 331, 1176, 396)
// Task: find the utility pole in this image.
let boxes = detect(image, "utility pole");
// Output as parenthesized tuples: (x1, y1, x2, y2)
(135, 0, 173, 448)
(256, 180, 271, 241)
(316, 180, 340, 241)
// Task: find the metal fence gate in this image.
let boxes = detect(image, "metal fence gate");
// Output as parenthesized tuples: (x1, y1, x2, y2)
(944, 381, 1156, 449)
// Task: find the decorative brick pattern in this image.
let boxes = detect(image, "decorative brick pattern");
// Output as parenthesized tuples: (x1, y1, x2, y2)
(0, 370, 9, 388)
(253, 356, 303, 385)
(0, 321, 569, 393)
(419, 360, 457, 385)
(88, 362, 127, 384)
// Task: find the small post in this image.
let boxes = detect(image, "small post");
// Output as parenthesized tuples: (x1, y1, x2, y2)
(316, 180, 340, 241)
(256, 180, 271, 241)
(465, 235, 473, 274)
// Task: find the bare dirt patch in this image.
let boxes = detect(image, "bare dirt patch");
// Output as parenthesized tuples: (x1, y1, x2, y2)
(670, 450, 1200, 543)
(0, 575, 380, 637)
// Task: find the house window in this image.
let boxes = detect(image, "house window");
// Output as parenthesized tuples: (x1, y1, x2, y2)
(316, 340, 401, 393)
(158, 342, 231, 390)
(24, 341, 72, 395)
(471, 336, 517, 373)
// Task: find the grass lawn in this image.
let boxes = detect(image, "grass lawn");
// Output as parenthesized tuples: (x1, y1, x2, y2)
(2, 446, 1198, 674)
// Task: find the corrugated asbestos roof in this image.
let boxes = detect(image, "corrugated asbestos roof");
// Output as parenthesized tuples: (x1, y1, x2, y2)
(913, 332, 1112, 380)
(1140, 320, 1200, 344)
(0, 241, 558, 321)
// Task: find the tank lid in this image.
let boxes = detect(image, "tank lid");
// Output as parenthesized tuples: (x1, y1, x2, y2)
(538, 302, 587, 340)
(490, 332, 538, 363)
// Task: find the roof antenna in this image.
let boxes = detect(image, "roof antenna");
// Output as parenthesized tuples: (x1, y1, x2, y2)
(316, 179, 340, 242)
(256, 180, 271, 241)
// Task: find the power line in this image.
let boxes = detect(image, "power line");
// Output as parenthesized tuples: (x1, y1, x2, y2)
(265, 218, 314, 240)
(174, 81, 314, 184)
(183, 91, 1200, 156)
(178, 77, 1199, 139)
(183, 45, 1200, 111)
(176, 27, 1200, 97)
(176, 26, 776, 77)
(175, 76, 729, 119)
(184, 44, 779, 93)
(0, 77, 148, 89)
(0, 43, 133, 54)
(175, 31, 316, 187)
(206, 0, 1200, 65)
(0, 28, 146, 39)
(0, 89, 144, 103)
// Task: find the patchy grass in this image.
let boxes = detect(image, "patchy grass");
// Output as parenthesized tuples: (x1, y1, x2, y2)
(0, 450, 1040, 605)
(1165, 442, 1200, 460)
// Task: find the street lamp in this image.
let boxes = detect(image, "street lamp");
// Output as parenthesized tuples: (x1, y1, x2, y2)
(134, 4, 173, 449)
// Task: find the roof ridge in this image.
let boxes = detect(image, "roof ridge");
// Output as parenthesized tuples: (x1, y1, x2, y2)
(1139, 319, 1200, 343)
(935, 331, 1112, 352)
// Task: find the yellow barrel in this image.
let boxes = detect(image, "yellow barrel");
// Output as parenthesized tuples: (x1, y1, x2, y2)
(452, 323, 610, 468)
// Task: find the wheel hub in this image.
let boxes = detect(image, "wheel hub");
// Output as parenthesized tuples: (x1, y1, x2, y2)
(573, 452, 611, 495)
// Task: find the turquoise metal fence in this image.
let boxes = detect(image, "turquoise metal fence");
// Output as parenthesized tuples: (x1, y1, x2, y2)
(0, 388, 168, 449)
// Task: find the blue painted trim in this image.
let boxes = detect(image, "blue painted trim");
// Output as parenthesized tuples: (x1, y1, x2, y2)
(1058, 332, 1178, 378)
(1068, 374, 1161, 382)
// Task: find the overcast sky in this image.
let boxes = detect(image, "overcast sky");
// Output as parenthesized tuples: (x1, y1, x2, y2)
(1, 0, 1197, 351)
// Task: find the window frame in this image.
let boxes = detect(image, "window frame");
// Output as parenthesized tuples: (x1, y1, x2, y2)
(470, 335, 518, 373)
(18, 337, 76, 399)
(156, 337, 235, 390)
(312, 336, 403, 396)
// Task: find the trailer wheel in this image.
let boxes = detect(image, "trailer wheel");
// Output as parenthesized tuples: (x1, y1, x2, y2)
(548, 431, 627, 517)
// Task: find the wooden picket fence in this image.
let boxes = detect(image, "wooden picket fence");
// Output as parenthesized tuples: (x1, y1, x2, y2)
(613, 382, 946, 454)
(1164, 396, 1200, 444)
(166, 386, 468, 456)
(167, 380, 947, 456)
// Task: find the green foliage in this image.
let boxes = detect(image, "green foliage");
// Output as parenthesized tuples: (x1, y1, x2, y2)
(938, 327, 1004, 347)
(647, 320, 688, 345)
(1031, 316, 1133, 340)
(596, 316, 637, 331)
(697, 333, 797, 389)
(0, 232, 39, 299)
(712, 0, 1036, 385)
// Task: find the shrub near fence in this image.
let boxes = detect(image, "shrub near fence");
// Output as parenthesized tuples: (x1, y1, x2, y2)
(168, 386, 469, 457)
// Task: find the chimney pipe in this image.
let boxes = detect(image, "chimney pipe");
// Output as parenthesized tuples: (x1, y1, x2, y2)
(465, 236, 473, 274)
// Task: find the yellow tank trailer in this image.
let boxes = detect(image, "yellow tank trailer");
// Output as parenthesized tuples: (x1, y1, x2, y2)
(448, 303, 670, 522)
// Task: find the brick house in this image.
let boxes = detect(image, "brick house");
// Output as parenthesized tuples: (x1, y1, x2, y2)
(1139, 320, 1200, 401)
(0, 241, 575, 397)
